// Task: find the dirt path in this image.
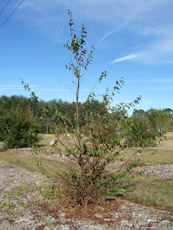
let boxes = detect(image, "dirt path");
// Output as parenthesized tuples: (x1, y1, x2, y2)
(0, 161, 173, 230)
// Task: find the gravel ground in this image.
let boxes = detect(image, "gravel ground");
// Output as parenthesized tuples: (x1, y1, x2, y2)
(131, 163, 173, 179)
(0, 161, 173, 230)
(108, 162, 173, 180)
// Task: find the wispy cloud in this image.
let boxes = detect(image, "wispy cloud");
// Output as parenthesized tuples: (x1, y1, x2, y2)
(149, 86, 173, 90)
(128, 78, 173, 83)
(100, 31, 113, 44)
(111, 37, 173, 64)
(100, 8, 142, 43)
(40, 89, 73, 92)
(111, 53, 141, 63)
(37, 84, 48, 96)
(133, 39, 173, 65)
(0, 84, 93, 94)
(13, 0, 173, 65)
(0, 84, 72, 93)
(0, 84, 23, 92)
(151, 79, 173, 83)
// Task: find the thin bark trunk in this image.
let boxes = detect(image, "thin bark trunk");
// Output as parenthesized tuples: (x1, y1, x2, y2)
(81, 198, 88, 209)
(76, 71, 82, 152)
(76, 76, 80, 135)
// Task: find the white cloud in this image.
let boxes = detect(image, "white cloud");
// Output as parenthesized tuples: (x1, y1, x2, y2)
(0, 84, 93, 94)
(13, 0, 173, 65)
(0, 84, 23, 92)
(111, 53, 141, 63)
(100, 31, 113, 44)
(134, 38, 173, 64)
(111, 36, 173, 64)
(151, 79, 173, 83)
(99, 8, 142, 43)
(128, 78, 173, 83)
(149, 86, 173, 90)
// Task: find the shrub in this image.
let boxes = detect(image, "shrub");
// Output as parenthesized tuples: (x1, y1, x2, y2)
(0, 106, 40, 148)
(124, 116, 158, 147)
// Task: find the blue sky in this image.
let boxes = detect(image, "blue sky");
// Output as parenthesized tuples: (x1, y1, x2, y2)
(0, 0, 173, 113)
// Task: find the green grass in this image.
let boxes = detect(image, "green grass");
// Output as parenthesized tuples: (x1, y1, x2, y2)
(0, 151, 75, 178)
(101, 174, 173, 212)
(120, 175, 173, 212)
(5, 184, 32, 196)
(40, 184, 60, 200)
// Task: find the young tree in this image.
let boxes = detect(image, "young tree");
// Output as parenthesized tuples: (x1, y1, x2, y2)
(147, 109, 170, 136)
(54, 10, 142, 209)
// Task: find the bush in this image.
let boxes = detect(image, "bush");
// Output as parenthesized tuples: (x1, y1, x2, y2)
(124, 116, 158, 147)
(0, 106, 40, 148)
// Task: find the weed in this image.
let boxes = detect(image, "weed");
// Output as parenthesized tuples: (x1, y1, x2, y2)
(42, 219, 51, 227)
(0, 200, 15, 210)
(40, 184, 59, 200)
(102, 180, 129, 197)
(5, 184, 32, 196)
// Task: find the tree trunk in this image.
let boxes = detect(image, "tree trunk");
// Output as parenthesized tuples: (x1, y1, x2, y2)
(81, 198, 88, 209)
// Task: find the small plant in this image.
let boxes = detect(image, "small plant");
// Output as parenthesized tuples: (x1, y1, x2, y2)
(42, 219, 51, 227)
(0, 200, 15, 210)
(5, 184, 32, 196)
(40, 184, 59, 200)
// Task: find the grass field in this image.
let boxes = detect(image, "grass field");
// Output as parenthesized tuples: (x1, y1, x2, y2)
(38, 133, 173, 164)
(120, 175, 173, 212)
(118, 132, 173, 164)
(118, 148, 173, 164)
(0, 132, 173, 212)
(160, 131, 173, 147)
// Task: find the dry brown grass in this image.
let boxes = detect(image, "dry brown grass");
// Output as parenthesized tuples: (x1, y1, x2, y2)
(159, 132, 173, 147)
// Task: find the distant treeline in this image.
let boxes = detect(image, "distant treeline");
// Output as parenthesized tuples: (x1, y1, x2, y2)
(0, 95, 172, 135)
(0, 95, 107, 134)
